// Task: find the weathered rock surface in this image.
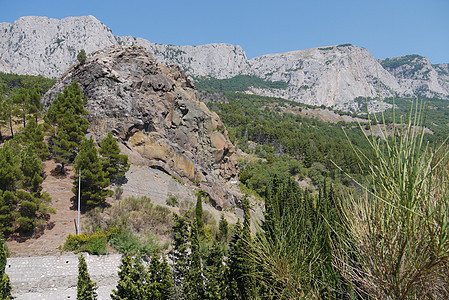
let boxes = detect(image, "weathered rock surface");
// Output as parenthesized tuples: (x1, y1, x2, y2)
(0, 15, 116, 78)
(2, 16, 449, 109)
(42, 45, 239, 209)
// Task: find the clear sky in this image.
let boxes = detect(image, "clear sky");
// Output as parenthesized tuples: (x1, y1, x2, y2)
(1, 0, 448, 63)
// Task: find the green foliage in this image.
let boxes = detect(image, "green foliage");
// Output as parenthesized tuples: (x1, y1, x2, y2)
(77, 49, 87, 64)
(0, 140, 53, 236)
(47, 81, 89, 167)
(108, 228, 162, 256)
(247, 177, 346, 298)
(77, 254, 98, 300)
(208, 92, 372, 195)
(98, 132, 130, 184)
(111, 253, 173, 300)
(73, 138, 111, 208)
(184, 222, 204, 299)
(165, 193, 178, 207)
(0, 238, 12, 300)
(171, 214, 190, 299)
(111, 255, 147, 300)
(195, 75, 288, 92)
(195, 190, 205, 234)
(218, 214, 229, 243)
(63, 232, 109, 255)
(380, 54, 424, 69)
(336, 101, 449, 298)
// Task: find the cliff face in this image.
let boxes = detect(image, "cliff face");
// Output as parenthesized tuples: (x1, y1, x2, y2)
(0, 16, 117, 78)
(42, 46, 239, 209)
(3, 16, 449, 109)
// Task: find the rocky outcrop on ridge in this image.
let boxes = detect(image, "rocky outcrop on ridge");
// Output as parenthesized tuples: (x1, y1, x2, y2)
(42, 45, 239, 209)
(3, 16, 449, 110)
(117, 36, 249, 79)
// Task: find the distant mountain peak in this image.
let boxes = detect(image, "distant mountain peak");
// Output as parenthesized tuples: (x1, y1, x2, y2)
(1, 15, 448, 109)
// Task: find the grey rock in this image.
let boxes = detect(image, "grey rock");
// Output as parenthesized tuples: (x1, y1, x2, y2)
(2, 16, 448, 110)
(42, 45, 239, 209)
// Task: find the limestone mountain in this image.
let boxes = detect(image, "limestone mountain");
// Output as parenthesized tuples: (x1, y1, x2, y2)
(2, 15, 449, 109)
(42, 45, 239, 209)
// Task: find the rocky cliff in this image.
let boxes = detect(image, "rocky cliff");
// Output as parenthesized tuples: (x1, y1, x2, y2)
(42, 45, 239, 209)
(3, 16, 449, 109)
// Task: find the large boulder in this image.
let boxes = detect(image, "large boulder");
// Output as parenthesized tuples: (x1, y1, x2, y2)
(43, 45, 239, 209)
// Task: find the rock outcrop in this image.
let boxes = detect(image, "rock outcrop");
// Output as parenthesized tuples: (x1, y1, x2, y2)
(42, 46, 239, 209)
(3, 16, 449, 110)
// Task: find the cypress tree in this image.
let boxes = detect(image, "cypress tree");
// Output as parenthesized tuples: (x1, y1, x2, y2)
(147, 252, 173, 299)
(77, 254, 97, 300)
(171, 214, 190, 299)
(184, 222, 204, 300)
(194, 190, 205, 234)
(204, 241, 226, 300)
(218, 214, 229, 243)
(0, 238, 12, 299)
(111, 255, 148, 300)
(73, 138, 111, 208)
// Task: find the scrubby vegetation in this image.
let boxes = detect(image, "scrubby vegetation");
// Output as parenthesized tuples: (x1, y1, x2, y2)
(195, 75, 288, 92)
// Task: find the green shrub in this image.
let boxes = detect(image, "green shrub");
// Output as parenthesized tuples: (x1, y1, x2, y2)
(63, 231, 109, 255)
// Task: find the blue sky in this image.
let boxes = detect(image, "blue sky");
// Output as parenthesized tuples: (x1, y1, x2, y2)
(1, 0, 448, 63)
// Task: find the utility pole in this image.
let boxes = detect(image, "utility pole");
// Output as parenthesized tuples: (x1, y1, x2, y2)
(77, 168, 81, 235)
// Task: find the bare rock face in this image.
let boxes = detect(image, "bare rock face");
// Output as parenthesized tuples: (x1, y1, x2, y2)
(42, 45, 239, 209)
(0, 16, 117, 78)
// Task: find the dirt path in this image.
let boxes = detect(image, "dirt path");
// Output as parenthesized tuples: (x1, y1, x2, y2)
(6, 160, 79, 257)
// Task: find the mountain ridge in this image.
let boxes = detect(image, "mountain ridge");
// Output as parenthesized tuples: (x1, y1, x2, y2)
(1, 15, 448, 109)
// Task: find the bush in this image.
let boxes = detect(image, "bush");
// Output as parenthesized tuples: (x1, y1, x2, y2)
(63, 231, 109, 255)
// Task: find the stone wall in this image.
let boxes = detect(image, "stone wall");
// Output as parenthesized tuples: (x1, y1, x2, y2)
(6, 254, 121, 300)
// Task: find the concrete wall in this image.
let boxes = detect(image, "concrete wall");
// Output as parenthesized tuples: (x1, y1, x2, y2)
(6, 254, 122, 300)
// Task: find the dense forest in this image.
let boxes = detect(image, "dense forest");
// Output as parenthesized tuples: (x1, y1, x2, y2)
(2, 71, 449, 299)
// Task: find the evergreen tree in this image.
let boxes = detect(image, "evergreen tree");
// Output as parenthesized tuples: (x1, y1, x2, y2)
(111, 255, 148, 300)
(147, 253, 173, 299)
(171, 214, 190, 299)
(194, 190, 205, 236)
(184, 222, 204, 300)
(17, 118, 50, 160)
(20, 145, 44, 195)
(218, 214, 229, 243)
(204, 241, 226, 300)
(98, 132, 130, 184)
(0, 141, 22, 192)
(228, 203, 256, 300)
(47, 81, 89, 170)
(77, 49, 87, 64)
(73, 138, 111, 208)
(0, 238, 12, 299)
(77, 254, 97, 300)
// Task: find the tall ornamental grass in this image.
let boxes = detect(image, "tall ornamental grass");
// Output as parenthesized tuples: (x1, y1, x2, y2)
(335, 100, 449, 299)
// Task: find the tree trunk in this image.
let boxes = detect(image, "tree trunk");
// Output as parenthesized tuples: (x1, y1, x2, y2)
(9, 113, 13, 138)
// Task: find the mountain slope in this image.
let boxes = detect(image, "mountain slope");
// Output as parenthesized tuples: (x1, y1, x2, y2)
(2, 15, 448, 109)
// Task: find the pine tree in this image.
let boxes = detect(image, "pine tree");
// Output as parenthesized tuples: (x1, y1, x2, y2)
(0, 141, 22, 192)
(0, 238, 13, 299)
(98, 132, 130, 184)
(73, 138, 111, 208)
(77, 254, 97, 300)
(77, 49, 87, 64)
(47, 81, 89, 171)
